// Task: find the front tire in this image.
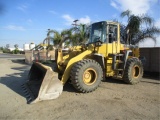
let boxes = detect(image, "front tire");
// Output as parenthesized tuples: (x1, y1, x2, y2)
(123, 58, 143, 84)
(70, 59, 103, 93)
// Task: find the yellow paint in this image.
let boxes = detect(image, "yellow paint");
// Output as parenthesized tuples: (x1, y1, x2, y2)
(133, 48, 140, 57)
(83, 68, 97, 85)
(61, 50, 92, 85)
(57, 21, 140, 84)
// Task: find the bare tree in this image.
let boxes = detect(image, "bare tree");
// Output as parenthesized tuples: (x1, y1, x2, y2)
(6, 44, 10, 49)
(14, 44, 19, 49)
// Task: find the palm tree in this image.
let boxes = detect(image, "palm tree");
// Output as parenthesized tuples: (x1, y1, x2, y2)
(55, 24, 89, 47)
(70, 24, 89, 45)
(120, 10, 160, 45)
(45, 29, 72, 48)
(48, 23, 89, 48)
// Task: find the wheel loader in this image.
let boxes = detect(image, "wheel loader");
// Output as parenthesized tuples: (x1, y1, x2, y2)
(22, 21, 143, 104)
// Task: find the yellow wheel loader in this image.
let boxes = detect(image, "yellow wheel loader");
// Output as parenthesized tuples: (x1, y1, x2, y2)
(22, 21, 143, 103)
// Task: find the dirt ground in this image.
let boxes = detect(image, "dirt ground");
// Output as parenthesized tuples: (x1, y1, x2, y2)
(0, 59, 159, 120)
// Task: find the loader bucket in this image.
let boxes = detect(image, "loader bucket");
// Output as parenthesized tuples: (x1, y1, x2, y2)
(22, 62, 63, 104)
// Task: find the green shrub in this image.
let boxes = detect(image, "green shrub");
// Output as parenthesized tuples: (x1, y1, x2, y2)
(3, 49, 10, 53)
(12, 49, 20, 54)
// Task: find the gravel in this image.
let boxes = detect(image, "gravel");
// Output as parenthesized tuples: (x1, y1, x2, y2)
(0, 59, 159, 120)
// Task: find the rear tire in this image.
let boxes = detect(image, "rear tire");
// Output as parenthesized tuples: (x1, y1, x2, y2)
(70, 59, 103, 93)
(123, 58, 143, 84)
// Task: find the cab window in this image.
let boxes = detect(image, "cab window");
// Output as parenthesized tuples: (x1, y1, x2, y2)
(108, 25, 117, 43)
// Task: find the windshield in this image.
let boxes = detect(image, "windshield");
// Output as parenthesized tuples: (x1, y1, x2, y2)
(89, 21, 106, 43)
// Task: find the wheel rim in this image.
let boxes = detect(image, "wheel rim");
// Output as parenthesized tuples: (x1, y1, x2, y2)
(83, 68, 97, 85)
(132, 65, 140, 78)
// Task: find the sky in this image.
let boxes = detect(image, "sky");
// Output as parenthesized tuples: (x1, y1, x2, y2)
(0, 0, 160, 48)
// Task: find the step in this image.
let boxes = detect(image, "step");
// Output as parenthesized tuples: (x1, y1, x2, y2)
(116, 54, 124, 56)
(108, 54, 124, 57)
(115, 69, 123, 71)
(118, 61, 124, 63)
(112, 75, 123, 79)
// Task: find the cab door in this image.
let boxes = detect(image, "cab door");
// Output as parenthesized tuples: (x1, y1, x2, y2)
(105, 23, 121, 75)
(106, 23, 120, 55)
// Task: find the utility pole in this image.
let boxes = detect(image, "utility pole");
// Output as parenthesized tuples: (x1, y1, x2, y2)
(72, 19, 79, 27)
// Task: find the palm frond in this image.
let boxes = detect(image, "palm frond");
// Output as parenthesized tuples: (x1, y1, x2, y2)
(126, 15, 141, 35)
(120, 10, 131, 18)
(131, 27, 160, 44)
(61, 29, 72, 36)
(47, 30, 59, 36)
(140, 14, 154, 26)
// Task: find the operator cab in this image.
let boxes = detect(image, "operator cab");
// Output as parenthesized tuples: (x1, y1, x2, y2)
(89, 21, 107, 44)
(88, 21, 119, 44)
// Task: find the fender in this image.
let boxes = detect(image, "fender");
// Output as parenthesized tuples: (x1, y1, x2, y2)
(89, 53, 105, 70)
(61, 50, 92, 85)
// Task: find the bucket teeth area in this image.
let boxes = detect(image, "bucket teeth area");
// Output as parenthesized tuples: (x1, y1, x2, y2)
(21, 62, 63, 103)
(21, 83, 36, 104)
